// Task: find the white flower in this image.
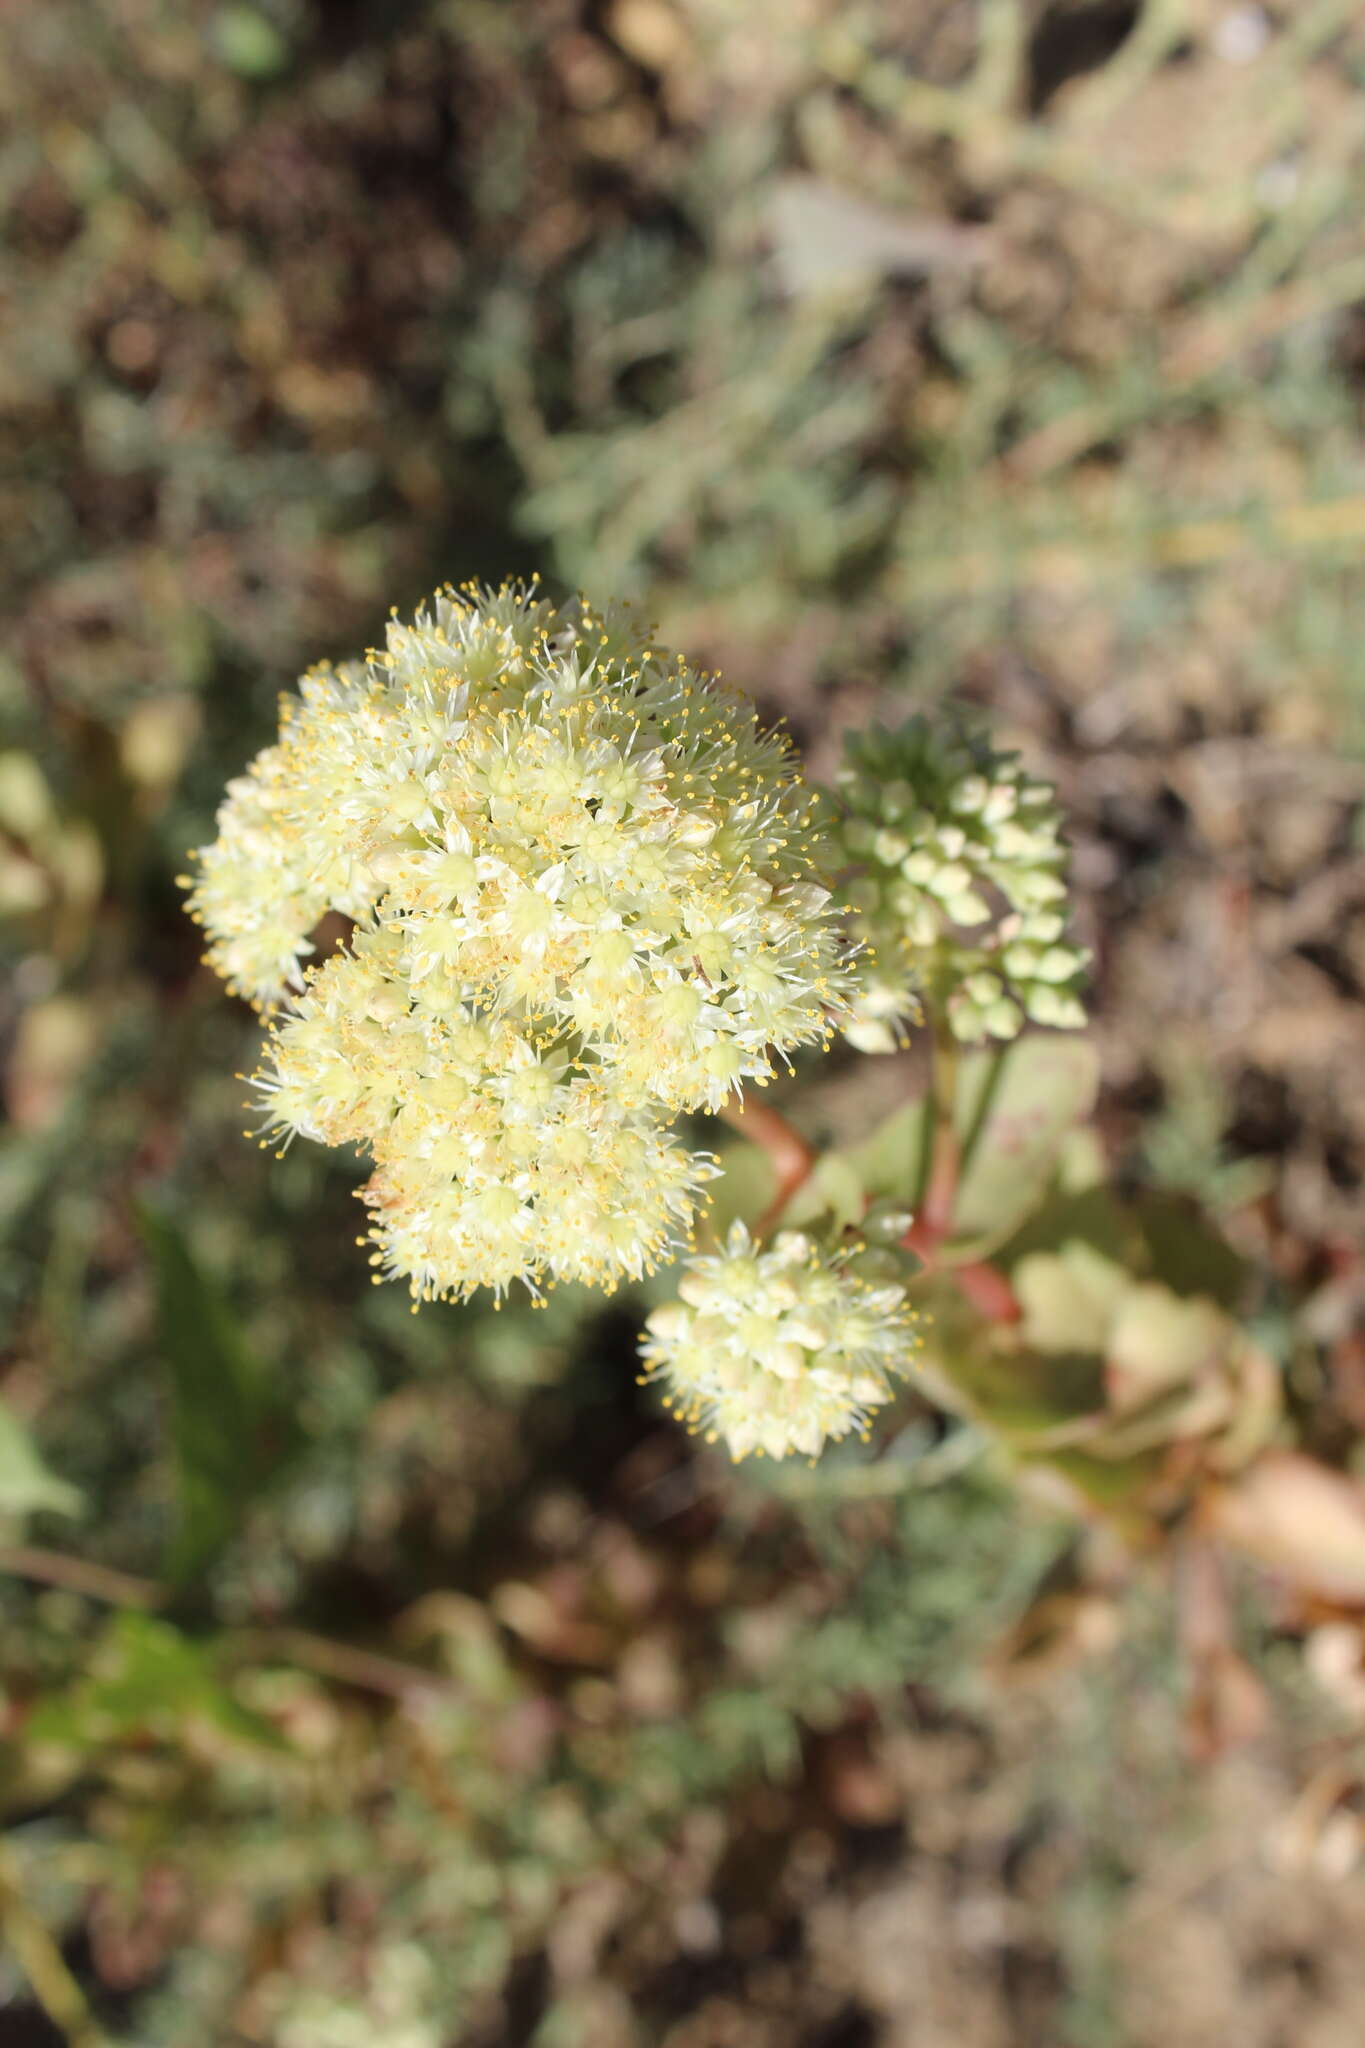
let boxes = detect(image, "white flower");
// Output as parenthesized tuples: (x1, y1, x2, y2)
(361, 1084, 717, 1306)
(640, 1222, 917, 1461)
(188, 582, 847, 1304)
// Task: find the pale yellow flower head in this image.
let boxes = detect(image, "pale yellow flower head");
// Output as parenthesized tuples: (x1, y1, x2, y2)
(640, 1221, 918, 1460)
(186, 582, 849, 1304)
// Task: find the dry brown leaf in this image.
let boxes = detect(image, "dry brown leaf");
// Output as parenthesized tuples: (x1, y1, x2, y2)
(1208, 1452, 1365, 1603)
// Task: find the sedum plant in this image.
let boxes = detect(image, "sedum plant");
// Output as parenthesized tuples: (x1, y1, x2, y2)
(186, 578, 1285, 1514)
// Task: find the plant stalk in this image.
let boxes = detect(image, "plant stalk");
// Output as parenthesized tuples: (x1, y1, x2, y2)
(904, 1015, 1020, 1323)
(719, 1093, 816, 1236)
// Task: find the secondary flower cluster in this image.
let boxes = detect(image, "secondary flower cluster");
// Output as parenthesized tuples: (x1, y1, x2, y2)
(185, 583, 849, 1304)
(833, 715, 1089, 1047)
(640, 1221, 917, 1460)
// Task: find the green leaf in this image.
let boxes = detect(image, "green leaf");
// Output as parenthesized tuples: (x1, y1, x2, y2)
(1133, 1192, 1247, 1309)
(951, 1343, 1106, 1443)
(1014, 1243, 1128, 1356)
(781, 1098, 930, 1231)
(1108, 1284, 1227, 1395)
(945, 1036, 1101, 1260)
(1039, 1446, 1163, 1524)
(781, 1152, 867, 1232)
(138, 1203, 299, 1585)
(994, 1182, 1132, 1271)
(919, 1284, 1104, 1440)
(848, 1098, 932, 1204)
(27, 1611, 287, 1752)
(0, 1399, 82, 1520)
(706, 1139, 777, 1239)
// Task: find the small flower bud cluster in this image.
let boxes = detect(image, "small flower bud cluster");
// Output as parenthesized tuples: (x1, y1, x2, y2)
(833, 716, 1088, 1047)
(640, 1221, 918, 1460)
(185, 584, 849, 1304)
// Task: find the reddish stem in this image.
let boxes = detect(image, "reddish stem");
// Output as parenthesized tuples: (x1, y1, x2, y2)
(949, 1257, 1022, 1323)
(894, 1024, 1020, 1323)
(902, 1217, 1021, 1326)
(717, 1045, 1019, 1324)
(922, 1107, 961, 1240)
(719, 1094, 816, 1235)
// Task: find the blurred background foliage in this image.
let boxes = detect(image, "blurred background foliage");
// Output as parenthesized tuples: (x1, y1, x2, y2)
(5, 0, 1365, 2042)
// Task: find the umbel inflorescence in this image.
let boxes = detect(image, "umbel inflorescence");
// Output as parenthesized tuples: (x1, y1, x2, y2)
(187, 582, 1087, 1461)
(641, 1222, 916, 1461)
(185, 582, 850, 1311)
(833, 715, 1088, 1049)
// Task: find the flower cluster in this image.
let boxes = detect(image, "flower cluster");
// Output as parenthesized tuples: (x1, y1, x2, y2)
(640, 1221, 918, 1460)
(833, 716, 1088, 1047)
(185, 583, 849, 1303)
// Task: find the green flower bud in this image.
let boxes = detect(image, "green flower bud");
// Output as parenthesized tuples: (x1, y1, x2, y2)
(831, 713, 1089, 1049)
